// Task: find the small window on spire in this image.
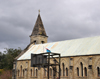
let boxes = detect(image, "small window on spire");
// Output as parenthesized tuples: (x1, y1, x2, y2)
(41, 41, 44, 44)
(34, 41, 36, 44)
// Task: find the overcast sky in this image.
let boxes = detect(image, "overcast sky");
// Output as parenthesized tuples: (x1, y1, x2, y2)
(0, 0, 100, 52)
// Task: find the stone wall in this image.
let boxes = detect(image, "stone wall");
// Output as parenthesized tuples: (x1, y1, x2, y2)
(15, 55, 100, 79)
(30, 35, 48, 44)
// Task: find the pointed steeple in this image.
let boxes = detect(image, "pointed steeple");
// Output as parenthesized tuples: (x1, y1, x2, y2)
(30, 11, 47, 37)
(30, 10, 48, 44)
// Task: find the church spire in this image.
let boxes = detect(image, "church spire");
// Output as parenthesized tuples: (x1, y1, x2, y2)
(30, 10, 47, 37)
(30, 10, 48, 44)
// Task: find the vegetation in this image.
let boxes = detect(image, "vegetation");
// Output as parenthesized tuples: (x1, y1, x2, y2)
(0, 69, 3, 75)
(0, 48, 22, 79)
(0, 70, 12, 79)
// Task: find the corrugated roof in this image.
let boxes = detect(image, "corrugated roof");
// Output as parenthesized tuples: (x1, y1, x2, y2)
(18, 36, 100, 60)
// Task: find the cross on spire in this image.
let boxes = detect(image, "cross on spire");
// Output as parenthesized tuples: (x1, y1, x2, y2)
(38, 10, 40, 14)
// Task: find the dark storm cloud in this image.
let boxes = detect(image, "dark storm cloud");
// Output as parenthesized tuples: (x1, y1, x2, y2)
(0, 0, 100, 52)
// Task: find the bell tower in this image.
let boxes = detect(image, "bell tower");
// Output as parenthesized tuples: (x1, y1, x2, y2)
(30, 10, 48, 44)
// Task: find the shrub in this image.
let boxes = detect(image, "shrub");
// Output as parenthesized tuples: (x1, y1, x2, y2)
(0, 69, 3, 75)
(0, 70, 12, 79)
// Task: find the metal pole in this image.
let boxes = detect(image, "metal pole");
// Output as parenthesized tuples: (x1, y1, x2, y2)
(59, 54, 60, 79)
(48, 53, 50, 79)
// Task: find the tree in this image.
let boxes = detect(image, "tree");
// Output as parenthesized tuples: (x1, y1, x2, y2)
(0, 48, 22, 70)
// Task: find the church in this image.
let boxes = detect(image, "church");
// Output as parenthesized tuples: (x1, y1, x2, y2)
(12, 12, 100, 79)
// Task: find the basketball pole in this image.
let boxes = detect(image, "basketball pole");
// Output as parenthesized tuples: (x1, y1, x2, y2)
(59, 54, 60, 79)
(48, 53, 50, 79)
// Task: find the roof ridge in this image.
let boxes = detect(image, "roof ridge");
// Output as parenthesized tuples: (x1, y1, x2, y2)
(35, 36, 100, 45)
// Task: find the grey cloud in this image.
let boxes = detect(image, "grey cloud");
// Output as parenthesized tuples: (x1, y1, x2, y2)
(0, 0, 100, 52)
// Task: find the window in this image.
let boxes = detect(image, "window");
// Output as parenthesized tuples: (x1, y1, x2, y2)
(60, 68, 61, 76)
(88, 65, 92, 69)
(18, 70, 20, 77)
(62, 63, 65, 76)
(66, 68, 68, 76)
(23, 69, 24, 77)
(33, 68, 35, 77)
(70, 58, 73, 60)
(34, 40, 36, 44)
(41, 41, 44, 44)
(77, 67, 79, 76)
(89, 57, 92, 60)
(97, 67, 100, 77)
(44, 69, 46, 76)
(50, 68, 52, 76)
(20, 66, 22, 77)
(80, 62, 83, 76)
(36, 69, 38, 77)
(53, 67, 56, 77)
(84, 67, 87, 77)
(31, 69, 32, 77)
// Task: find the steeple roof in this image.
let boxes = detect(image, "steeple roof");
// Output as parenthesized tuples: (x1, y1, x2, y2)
(31, 13, 47, 37)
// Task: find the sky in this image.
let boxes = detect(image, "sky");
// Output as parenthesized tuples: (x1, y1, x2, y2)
(0, 0, 100, 52)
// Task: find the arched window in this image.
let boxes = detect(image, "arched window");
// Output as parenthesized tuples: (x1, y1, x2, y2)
(50, 68, 52, 76)
(36, 69, 38, 77)
(18, 70, 19, 77)
(53, 67, 56, 77)
(20, 66, 22, 77)
(84, 67, 87, 76)
(97, 67, 100, 77)
(80, 62, 83, 76)
(60, 68, 61, 76)
(33, 68, 35, 77)
(23, 69, 24, 77)
(34, 40, 36, 45)
(66, 68, 68, 76)
(62, 63, 65, 76)
(31, 69, 32, 77)
(44, 69, 46, 76)
(77, 67, 79, 76)
(41, 41, 44, 44)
